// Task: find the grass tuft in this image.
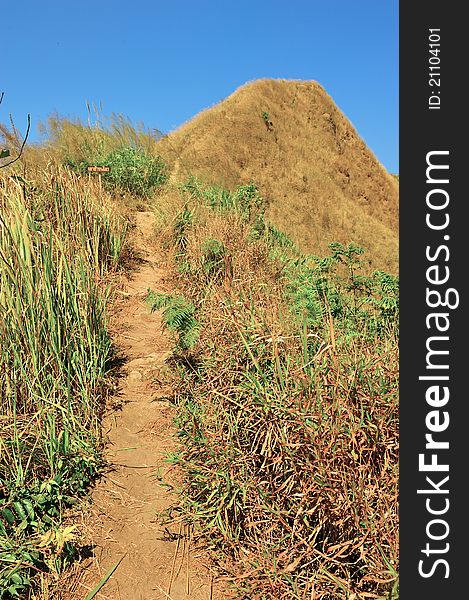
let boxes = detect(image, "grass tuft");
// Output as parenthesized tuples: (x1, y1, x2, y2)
(154, 179, 399, 599)
(0, 165, 126, 596)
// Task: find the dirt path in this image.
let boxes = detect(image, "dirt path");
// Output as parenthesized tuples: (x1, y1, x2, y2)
(71, 211, 221, 600)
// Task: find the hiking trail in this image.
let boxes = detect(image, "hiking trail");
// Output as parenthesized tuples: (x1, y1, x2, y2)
(70, 210, 222, 600)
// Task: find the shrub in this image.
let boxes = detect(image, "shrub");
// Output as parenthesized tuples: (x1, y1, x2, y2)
(103, 146, 167, 197)
(146, 292, 200, 352)
(201, 238, 228, 279)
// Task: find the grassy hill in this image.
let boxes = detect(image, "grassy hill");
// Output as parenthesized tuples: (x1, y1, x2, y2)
(157, 78, 399, 272)
(1, 83, 398, 599)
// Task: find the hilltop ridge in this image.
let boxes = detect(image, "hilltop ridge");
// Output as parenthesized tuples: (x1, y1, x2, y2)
(157, 79, 398, 272)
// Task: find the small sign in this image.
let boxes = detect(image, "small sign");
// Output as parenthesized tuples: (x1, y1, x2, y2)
(0, 148, 11, 159)
(87, 165, 110, 173)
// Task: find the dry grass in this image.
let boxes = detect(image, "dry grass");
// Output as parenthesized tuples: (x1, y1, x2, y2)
(156, 79, 398, 273)
(0, 164, 127, 597)
(1, 84, 398, 598)
(150, 182, 399, 599)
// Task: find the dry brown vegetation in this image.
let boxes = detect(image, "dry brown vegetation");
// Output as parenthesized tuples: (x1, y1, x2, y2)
(1, 78, 398, 599)
(156, 79, 398, 273)
(149, 180, 399, 599)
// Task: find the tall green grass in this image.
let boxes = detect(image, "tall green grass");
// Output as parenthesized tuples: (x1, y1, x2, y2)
(44, 110, 164, 165)
(43, 113, 168, 198)
(0, 168, 126, 597)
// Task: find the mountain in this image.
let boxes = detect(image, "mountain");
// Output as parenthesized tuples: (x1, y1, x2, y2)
(156, 79, 398, 272)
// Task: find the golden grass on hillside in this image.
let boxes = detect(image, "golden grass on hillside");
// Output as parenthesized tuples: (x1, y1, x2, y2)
(0, 93, 398, 598)
(156, 79, 398, 273)
(151, 184, 399, 599)
(42, 112, 163, 163)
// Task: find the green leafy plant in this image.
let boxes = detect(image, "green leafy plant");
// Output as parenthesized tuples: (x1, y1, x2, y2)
(284, 259, 324, 327)
(0, 166, 125, 595)
(232, 183, 266, 223)
(262, 111, 273, 131)
(201, 238, 228, 279)
(103, 146, 167, 197)
(265, 224, 295, 249)
(146, 292, 201, 351)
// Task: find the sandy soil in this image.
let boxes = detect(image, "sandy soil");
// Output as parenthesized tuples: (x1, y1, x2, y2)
(65, 211, 224, 600)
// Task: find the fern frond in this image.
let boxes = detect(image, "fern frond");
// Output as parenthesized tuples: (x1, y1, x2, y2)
(146, 291, 200, 351)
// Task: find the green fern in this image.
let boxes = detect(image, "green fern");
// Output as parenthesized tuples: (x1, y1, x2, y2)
(173, 207, 193, 255)
(284, 259, 324, 326)
(146, 291, 200, 351)
(265, 224, 295, 249)
(201, 238, 227, 279)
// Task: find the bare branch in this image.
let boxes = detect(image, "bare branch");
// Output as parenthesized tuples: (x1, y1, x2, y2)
(0, 91, 31, 168)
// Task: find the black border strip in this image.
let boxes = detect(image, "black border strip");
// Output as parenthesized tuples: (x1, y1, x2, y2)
(400, 3, 466, 597)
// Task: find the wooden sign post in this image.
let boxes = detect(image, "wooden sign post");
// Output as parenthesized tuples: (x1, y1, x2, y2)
(87, 165, 110, 186)
(87, 165, 110, 174)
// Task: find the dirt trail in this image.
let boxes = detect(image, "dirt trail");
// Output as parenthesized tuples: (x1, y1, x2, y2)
(72, 211, 221, 600)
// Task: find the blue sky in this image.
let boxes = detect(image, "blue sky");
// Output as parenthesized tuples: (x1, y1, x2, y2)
(3, 0, 398, 173)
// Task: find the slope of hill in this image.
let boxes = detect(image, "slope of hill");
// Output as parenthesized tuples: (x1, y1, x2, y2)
(156, 79, 398, 272)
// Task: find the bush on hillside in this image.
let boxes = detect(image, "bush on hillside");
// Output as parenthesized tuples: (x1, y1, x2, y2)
(201, 238, 229, 280)
(103, 146, 168, 197)
(65, 147, 168, 198)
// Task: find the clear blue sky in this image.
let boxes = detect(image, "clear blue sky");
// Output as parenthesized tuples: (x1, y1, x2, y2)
(3, 0, 398, 173)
